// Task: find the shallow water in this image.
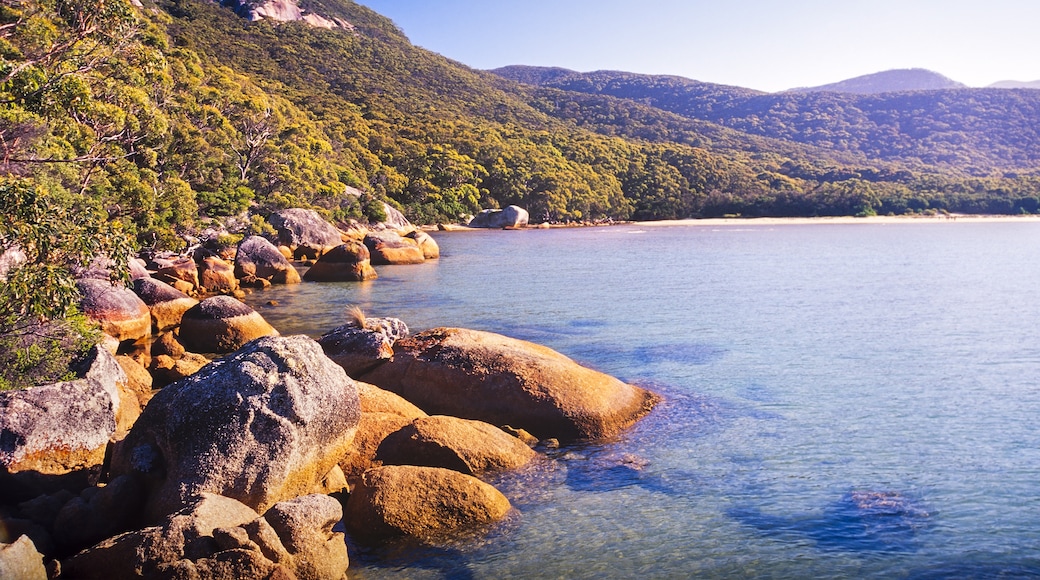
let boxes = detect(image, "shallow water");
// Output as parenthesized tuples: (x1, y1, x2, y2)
(244, 222, 1040, 578)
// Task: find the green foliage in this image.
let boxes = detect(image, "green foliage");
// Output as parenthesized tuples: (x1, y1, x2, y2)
(0, 177, 133, 329)
(0, 314, 100, 391)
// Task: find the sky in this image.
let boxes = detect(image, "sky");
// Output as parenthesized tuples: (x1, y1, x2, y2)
(356, 0, 1040, 93)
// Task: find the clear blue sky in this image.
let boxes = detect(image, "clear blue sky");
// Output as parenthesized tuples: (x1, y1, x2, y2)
(356, 0, 1040, 92)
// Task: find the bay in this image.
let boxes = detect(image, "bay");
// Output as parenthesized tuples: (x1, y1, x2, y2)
(244, 221, 1040, 578)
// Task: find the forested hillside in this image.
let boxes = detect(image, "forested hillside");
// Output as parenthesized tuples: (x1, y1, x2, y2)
(5, 0, 1040, 266)
(493, 67, 1040, 173)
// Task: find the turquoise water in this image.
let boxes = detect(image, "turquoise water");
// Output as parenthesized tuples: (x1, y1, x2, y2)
(244, 222, 1040, 578)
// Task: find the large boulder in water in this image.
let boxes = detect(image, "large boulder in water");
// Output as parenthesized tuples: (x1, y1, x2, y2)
(110, 335, 362, 520)
(363, 231, 425, 265)
(303, 240, 377, 282)
(357, 327, 659, 441)
(268, 208, 343, 259)
(344, 465, 511, 542)
(178, 295, 277, 354)
(0, 346, 129, 499)
(76, 279, 151, 343)
(405, 229, 440, 259)
(376, 415, 537, 476)
(234, 235, 301, 285)
(468, 205, 529, 228)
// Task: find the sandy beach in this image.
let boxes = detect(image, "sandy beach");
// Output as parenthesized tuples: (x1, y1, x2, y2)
(630, 214, 1040, 227)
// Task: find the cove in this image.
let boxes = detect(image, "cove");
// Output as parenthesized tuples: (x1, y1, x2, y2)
(244, 221, 1040, 578)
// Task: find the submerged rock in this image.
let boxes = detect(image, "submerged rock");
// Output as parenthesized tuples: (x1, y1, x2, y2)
(110, 335, 362, 520)
(357, 327, 659, 441)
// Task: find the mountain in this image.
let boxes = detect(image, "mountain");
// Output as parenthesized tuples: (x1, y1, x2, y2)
(493, 66, 1040, 172)
(786, 69, 967, 94)
(989, 80, 1040, 89)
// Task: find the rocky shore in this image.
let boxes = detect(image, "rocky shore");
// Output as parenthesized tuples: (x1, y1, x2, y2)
(0, 208, 659, 579)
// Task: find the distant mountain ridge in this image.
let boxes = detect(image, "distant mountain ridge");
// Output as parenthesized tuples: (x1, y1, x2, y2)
(492, 66, 1040, 171)
(989, 80, 1040, 89)
(786, 68, 967, 94)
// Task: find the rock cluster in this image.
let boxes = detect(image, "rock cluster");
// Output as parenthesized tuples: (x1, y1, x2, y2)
(0, 205, 659, 578)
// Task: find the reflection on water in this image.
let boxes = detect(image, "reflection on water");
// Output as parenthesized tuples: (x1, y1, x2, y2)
(245, 223, 1040, 578)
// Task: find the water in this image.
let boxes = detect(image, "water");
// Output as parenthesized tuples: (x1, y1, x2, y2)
(244, 221, 1040, 578)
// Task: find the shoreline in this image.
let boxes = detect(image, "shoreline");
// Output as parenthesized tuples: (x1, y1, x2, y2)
(628, 214, 1040, 227)
(431, 213, 1040, 232)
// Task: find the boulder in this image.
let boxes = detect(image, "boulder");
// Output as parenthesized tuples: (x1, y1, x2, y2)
(129, 257, 151, 280)
(110, 335, 362, 520)
(149, 331, 186, 359)
(63, 492, 348, 580)
(0, 346, 127, 499)
(154, 257, 200, 293)
(363, 231, 425, 265)
(115, 355, 153, 403)
(303, 241, 377, 282)
(356, 381, 426, 420)
(337, 412, 412, 480)
(262, 494, 349, 579)
(149, 352, 210, 389)
(379, 202, 413, 230)
(269, 208, 343, 259)
(468, 205, 529, 229)
(178, 296, 277, 354)
(376, 415, 537, 476)
(338, 382, 428, 479)
(234, 235, 302, 285)
(0, 535, 47, 580)
(356, 328, 659, 441)
(405, 229, 440, 259)
(318, 317, 408, 377)
(61, 493, 265, 579)
(344, 465, 511, 542)
(131, 277, 198, 332)
(197, 255, 239, 295)
(76, 279, 151, 343)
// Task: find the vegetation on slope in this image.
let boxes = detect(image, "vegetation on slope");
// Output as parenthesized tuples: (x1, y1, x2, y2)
(494, 67, 1040, 173)
(5, 0, 1040, 384)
